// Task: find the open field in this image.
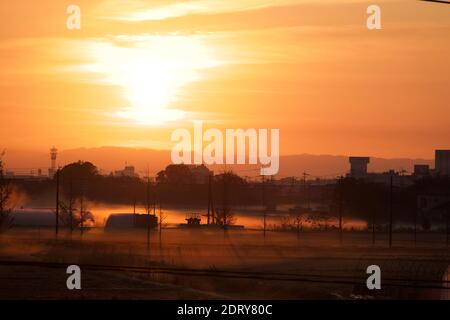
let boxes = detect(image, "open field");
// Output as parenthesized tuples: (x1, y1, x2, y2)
(1, 228, 450, 300)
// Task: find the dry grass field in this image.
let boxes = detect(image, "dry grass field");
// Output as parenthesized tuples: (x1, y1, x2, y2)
(1, 228, 450, 300)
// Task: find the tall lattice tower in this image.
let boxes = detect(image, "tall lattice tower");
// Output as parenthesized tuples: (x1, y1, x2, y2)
(49, 147, 58, 178)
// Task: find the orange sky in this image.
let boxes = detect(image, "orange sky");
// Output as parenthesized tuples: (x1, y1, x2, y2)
(0, 0, 449, 159)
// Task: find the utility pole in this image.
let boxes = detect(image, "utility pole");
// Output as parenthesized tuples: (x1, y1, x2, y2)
(221, 170, 230, 239)
(262, 168, 266, 240)
(211, 184, 215, 225)
(79, 179, 85, 237)
(303, 172, 309, 209)
(446, 208, 450, 248)
(55, 169, 59, 238)
(146, 175, 151, 252)
(338, 176, 343, 245)
(158, 183, 163, 254)
(414, 206, 418, 248)
(80, 190, 84, 236)
(372, 208, 376, 246)
(209, 174, 215, 225)
(153, 184, 157, 216)
(69, 178, 73, 237)
(133, 197, 136, 227)
(388, 173, 394, 248)
(207, 174, 212, 225)
(222, 171, 228, 228)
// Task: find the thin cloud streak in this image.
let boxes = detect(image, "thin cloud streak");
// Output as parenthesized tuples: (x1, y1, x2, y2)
(98, 0, 379, 21)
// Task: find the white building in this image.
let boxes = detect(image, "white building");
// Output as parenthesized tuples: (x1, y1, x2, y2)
(114, 165, 138, 178)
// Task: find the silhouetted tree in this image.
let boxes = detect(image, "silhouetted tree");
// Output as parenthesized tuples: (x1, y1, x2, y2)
(0, 151, 13, 233)
(59, 199, 95, 230)
(156, 164, 194, 185)
(59, 161, 99, 195)
(215, 208, 237, 226)
(291, 211, 305, 236)
(306, 212, 332, 230)
(214, 171, 247, 207)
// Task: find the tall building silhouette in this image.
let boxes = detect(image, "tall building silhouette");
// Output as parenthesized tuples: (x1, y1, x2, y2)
(435, 150, 450, 176)
(349, 157, 370, 178)
(48, 147, 57, 178)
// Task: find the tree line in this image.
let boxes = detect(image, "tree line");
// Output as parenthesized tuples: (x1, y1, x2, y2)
(7, 160, 450, 230)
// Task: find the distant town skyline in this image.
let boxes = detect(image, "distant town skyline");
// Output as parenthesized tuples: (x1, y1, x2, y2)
(0, 146, 440, 179)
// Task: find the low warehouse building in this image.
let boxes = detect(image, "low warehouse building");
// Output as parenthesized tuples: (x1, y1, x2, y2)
(105, 213, 158, 231)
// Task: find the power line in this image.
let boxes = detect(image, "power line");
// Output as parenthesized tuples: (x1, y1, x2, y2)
(1, 260, 450, 291)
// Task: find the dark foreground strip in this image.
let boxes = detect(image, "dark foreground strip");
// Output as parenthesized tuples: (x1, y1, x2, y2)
(0, 259, 449, 290)
(1, 300, 450, 320)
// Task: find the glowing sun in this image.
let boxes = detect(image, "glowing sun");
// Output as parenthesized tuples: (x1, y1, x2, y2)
(87, 35, 220, 126)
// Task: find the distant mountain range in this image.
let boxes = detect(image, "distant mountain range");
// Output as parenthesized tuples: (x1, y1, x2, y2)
(2, 147, 434, 178)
